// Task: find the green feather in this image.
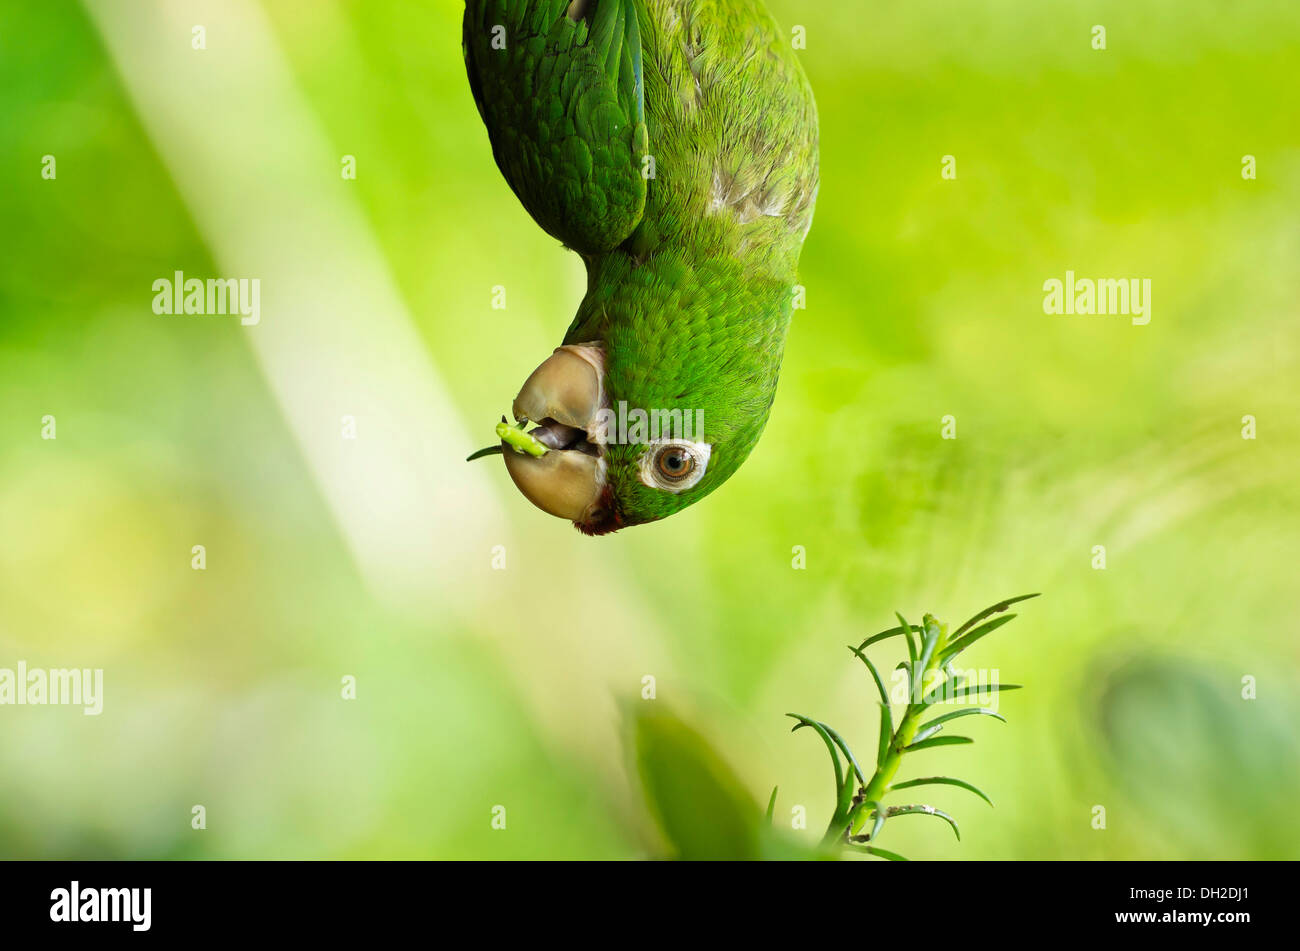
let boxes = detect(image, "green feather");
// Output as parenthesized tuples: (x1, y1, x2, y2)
(464, 0, 818, 527)
(463, 0, 647, 252)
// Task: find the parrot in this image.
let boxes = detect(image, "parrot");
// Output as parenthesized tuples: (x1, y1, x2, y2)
(463, 0, 818, 534)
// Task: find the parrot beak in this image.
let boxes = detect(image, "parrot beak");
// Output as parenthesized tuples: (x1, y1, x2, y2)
(500, 344, 609, 524)
(512, 344, 606, 432)
(501, 443, 603, 522)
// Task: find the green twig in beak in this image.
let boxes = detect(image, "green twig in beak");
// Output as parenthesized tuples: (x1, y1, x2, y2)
(496, 419, 549, 457)
(466, 417, 550, 463)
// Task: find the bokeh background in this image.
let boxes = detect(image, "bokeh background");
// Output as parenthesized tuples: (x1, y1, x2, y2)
(0, 0, 1296, 859)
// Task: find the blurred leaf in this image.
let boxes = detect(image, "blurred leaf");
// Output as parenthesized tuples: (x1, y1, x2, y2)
(1089, 655, 1300, 858)
(862, 845, 909, 862)
(632, 706, 764, 860)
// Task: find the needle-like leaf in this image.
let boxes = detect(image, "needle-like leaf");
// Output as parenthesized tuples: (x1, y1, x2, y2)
(896, 611, 918, 666)
(848, 645, 889, 707)
(923, 672, 967, 706)
(863, 845, 909, 861)
(821, 722, 867, 786)
(790, 596, 1034, 860)
(890, 776, 994, 807)
(942, 683, 1022, 702)
(918, 707, 1006, 734)
(788, 714, 845, 799)
(904, 735, 974, 752)
(951, 593, 1040, 639)
(465, 445, 503, 461)
(886, 804, 961, 840)
(865, 801, 885, 842)
(939, 614, 1018, 663)
(846, 842, 911, 860)
(855, 623, 924, 652)
(910, 722, 944, 745)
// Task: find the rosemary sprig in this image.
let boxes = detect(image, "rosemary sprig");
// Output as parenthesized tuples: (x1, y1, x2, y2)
(784, 593, 1039, 859)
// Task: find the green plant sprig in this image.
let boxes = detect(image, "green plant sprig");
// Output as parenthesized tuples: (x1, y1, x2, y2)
(784, 593, 1039, 860)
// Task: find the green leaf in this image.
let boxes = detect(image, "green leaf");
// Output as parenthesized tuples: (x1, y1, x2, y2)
(904, 735, 974, 752)
(864, 845, 909, 861)
(886, 804, 961, 840)
(822, 723, 868, 787)
(787, 714, 845, 801)
(465, 444, 504, 462)
(856, 623, 923, 652)
(865, 801, 885, 842)
(765, 785, 778, 824)
(890, 776, 994, 807)
(910, 722, 944, 745)
(895, 660, 913, 701)
(896, 611, 918, 666)
(632, 705, 764, 859)
(848, 645, 890, 707)
(846, 842, 910, 860)
(917, 614, 943, 674)
(951, 593, 1040, 639)
(922, 672, 967, 706)
(918, 707, 1006, 734)
(939, 614, 1017, 663)
(942, 683, 1023, 702)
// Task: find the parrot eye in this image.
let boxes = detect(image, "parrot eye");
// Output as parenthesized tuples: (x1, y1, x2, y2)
(640, 440, 711, 493)
(657, 447, 693, 480)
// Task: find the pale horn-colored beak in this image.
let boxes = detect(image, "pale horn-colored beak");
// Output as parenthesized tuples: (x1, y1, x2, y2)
(511, 345, 605, 431)
(502, 445, 603, 521)
(502, 344, 606, 522)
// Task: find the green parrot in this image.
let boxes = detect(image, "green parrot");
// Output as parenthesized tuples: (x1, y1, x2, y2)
(463, 0, 818, 534)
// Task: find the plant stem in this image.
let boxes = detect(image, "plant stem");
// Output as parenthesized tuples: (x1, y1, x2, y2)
(845, 615, 948, 839)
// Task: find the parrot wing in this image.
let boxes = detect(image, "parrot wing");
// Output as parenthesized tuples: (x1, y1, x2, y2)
(463, 0, 648, 254)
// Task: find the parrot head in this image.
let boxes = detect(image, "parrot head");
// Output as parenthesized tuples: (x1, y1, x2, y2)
(495, 282, 785, 535)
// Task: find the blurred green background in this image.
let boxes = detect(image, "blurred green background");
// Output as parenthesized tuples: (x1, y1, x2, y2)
(0, 0, 1296, 859)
